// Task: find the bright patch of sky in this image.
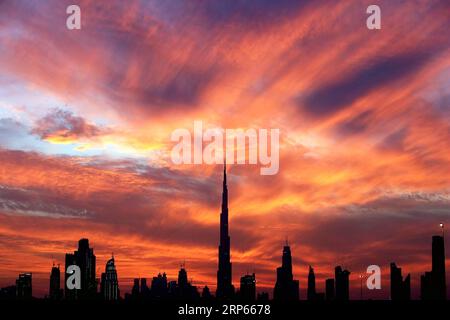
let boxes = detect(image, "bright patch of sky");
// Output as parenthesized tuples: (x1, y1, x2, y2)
(0, 76, 146, 160)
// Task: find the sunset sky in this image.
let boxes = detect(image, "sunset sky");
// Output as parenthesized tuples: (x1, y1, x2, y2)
(0, 0, 449, 299)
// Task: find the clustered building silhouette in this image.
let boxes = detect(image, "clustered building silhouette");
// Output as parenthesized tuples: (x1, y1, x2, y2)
(0, 167, 447, 301)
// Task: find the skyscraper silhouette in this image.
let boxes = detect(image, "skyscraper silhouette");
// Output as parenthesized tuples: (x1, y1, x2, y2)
(131, 278, 140, 298)
(335, 266, 350, 301)
(421, 235, 446, 300)
(178, 267, 188, 289)
(64, 238, 97, 299)
(307, 265, 316, 301)
(202, 286, 212, 300)
(141, 278, 150, 298)
(273, 244, 299, 301)
(100, 256, 119, 300)
(390, 263, 410, 300)
(216, 164, 234, 299)
(151, 272, 168, 299)
(432, 235, 446, 299)
(176, 266, 200, 300)
(240, 273, 256, 301)
(49, 264, 62, 300)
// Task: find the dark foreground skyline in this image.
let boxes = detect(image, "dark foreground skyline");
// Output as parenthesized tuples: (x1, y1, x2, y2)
(0, 168, 447, 301)
(1, 235, 447, 302)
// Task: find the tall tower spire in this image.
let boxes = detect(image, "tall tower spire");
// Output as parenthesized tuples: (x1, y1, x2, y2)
(222, 161, 228, 216)
(217, 164, 234, 299)
(223, 159, 227, 185)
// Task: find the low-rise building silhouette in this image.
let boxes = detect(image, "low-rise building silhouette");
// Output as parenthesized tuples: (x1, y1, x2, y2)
(16, 273, 32, 299)
(0, 286, 16, 300)
(325, 278, 335, 301)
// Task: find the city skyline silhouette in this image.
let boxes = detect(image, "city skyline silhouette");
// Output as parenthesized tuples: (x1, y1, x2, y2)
(0, 167, 447, 301)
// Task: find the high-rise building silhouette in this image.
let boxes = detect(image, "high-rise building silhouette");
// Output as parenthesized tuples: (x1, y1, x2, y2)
(325, 278, 335, 301)
(421, 235, 446, 300)
(176, 266, 199, 300)
(432, 235, 446, 299)
(151, 272, 168, 299)
(240, 273, 256, 300)
(168, 280, 177, 296)
(335, 266, 350, 301)
(216, 164, 234, 299)
(141, 278, 150, 297)
(273, 244, 299, 301)
(16, 273, 32, 299)
(202, 286, 212, 300)
(100, 256, 119, 300)
(64, 238, 97, 299)
(131, 278, 140, 298)
(49, 264, 62, 300)
(178, 267, 188, 289)
(307, 265, 316, 301)
(390, 263, 410, 300)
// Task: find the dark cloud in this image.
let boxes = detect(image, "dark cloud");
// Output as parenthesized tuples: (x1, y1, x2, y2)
(199, 0, 310, 27)
(300, 51, 436, 118)
(31, 109, 107, 141)
(334, 110, 374, 137)
(146, 0, 311, 31)
(134, 65, 221, 109)
(0, 185, 91, 218)
(378, 127, 408, 151)
(434, 93, 450, 117)
(86, 158, 223, 208)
